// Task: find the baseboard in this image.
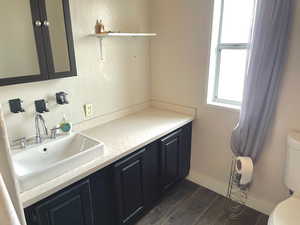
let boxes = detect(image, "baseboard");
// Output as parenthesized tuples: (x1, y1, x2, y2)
(187, 170, 275, 215)
(188, 170, 228, 196)
(74, 101, 151, 132)
(150, 99, 197, 117)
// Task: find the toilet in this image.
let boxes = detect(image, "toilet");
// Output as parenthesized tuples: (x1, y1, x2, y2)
(268, 132, 300, 225)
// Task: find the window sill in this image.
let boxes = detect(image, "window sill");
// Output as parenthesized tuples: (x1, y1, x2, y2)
(206, 100, 241, 112)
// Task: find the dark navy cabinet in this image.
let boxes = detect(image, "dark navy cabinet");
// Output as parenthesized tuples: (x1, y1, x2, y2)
(180, 123, 192, 179)
(160, 129, 183, 192)
(25, 122, 192, 225)
(0, 0, 77, 86)
(90, 166, 116, 225)
(159, 123, 192, 192)
(25, 179, 94, 225)
(114, 149, 146, 225)
(143, 141, 160, 209)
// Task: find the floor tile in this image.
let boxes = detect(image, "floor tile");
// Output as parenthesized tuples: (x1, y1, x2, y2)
(137, 180, 269, 225)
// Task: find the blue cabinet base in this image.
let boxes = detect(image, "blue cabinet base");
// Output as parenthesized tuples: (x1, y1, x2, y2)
(25, 122, 192, 225)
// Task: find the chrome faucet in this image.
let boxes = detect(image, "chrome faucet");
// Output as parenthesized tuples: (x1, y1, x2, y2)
(35, 113, 48, 143)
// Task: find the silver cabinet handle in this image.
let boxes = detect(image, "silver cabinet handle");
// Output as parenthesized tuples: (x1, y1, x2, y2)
(35, 20, 42, 27)
(43, 21, 50, 27)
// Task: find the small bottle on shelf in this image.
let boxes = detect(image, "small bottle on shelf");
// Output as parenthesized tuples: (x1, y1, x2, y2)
(95, 19, 105, 34)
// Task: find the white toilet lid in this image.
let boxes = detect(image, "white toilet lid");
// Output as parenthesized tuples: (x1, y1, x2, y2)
(269, 196, 300, 225)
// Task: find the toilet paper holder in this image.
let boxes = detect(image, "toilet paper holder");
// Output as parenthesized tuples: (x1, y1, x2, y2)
(224, 156, 254, 221)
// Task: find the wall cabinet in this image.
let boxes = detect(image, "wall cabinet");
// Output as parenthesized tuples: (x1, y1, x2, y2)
(0, 0, 76, 86)
(25, 122, 192, 225)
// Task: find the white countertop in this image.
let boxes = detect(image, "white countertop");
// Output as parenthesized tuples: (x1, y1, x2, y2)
(20, 107, 194, 207)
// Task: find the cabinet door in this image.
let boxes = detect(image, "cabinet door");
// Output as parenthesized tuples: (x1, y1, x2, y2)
(114, 149, 146, 225)
(90, 166, 116, 225)
(143, 142, 160, 209)
(0, 0, 76, 86)
(40, 0, 77, 79)
(0, 0, 48, 85)
(160, 129, 183, 192)
(179, 123, 192, 179)
(28, 179, 94, 225)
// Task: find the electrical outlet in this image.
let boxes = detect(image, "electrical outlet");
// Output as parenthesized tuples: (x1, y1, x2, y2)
(84, 104, 93, 118)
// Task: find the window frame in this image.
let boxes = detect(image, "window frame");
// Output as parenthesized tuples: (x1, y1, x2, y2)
(209, 0, 252, 107)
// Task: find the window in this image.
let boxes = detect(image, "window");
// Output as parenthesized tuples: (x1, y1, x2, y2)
(207, 0, 255, 108)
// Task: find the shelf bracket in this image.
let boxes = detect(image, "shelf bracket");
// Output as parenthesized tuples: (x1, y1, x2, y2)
(99, 37, 104, 61)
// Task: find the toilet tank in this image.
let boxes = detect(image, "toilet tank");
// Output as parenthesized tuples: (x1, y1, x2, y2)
(285, 132, 300, 192)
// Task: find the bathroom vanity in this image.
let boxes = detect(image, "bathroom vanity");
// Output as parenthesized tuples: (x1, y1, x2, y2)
(21, 109, 193, 225)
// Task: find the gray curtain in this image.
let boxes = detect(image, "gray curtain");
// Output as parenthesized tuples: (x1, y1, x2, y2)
(231, 0, 293, 162)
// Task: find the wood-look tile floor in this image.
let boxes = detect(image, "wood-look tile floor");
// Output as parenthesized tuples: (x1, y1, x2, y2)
(137, 180, 269, 225)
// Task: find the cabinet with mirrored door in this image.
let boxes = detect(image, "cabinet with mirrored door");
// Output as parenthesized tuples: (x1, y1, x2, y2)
(0, 0, 77, 86)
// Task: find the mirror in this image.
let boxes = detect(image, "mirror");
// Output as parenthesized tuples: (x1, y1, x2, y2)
(0, 0, 41, 79)
(46, 0, 70, 73)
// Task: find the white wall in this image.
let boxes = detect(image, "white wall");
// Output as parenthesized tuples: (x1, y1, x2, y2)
(150, 0, 300, 214)
(0, 0, 151, 140)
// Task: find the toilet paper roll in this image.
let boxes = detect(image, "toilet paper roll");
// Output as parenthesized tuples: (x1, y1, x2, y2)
(235, 156, 254, 186)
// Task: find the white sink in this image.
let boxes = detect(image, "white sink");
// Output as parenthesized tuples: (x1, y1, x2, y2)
(12, 133, 105, 192)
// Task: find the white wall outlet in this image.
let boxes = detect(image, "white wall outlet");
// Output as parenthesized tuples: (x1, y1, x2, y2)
(84, 104, 93, 118)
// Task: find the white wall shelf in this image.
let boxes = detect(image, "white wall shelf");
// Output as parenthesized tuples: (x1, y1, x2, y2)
(93, 33, 157, 38)
(91, 33, 157, 60)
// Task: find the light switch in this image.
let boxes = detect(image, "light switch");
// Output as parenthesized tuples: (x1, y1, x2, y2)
(84, 104, 93, 118)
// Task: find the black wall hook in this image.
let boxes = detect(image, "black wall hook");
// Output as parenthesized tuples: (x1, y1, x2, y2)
(9, 99, 25, 113)
(56, 92, 69, 105)
(34, 99, 49, 113)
